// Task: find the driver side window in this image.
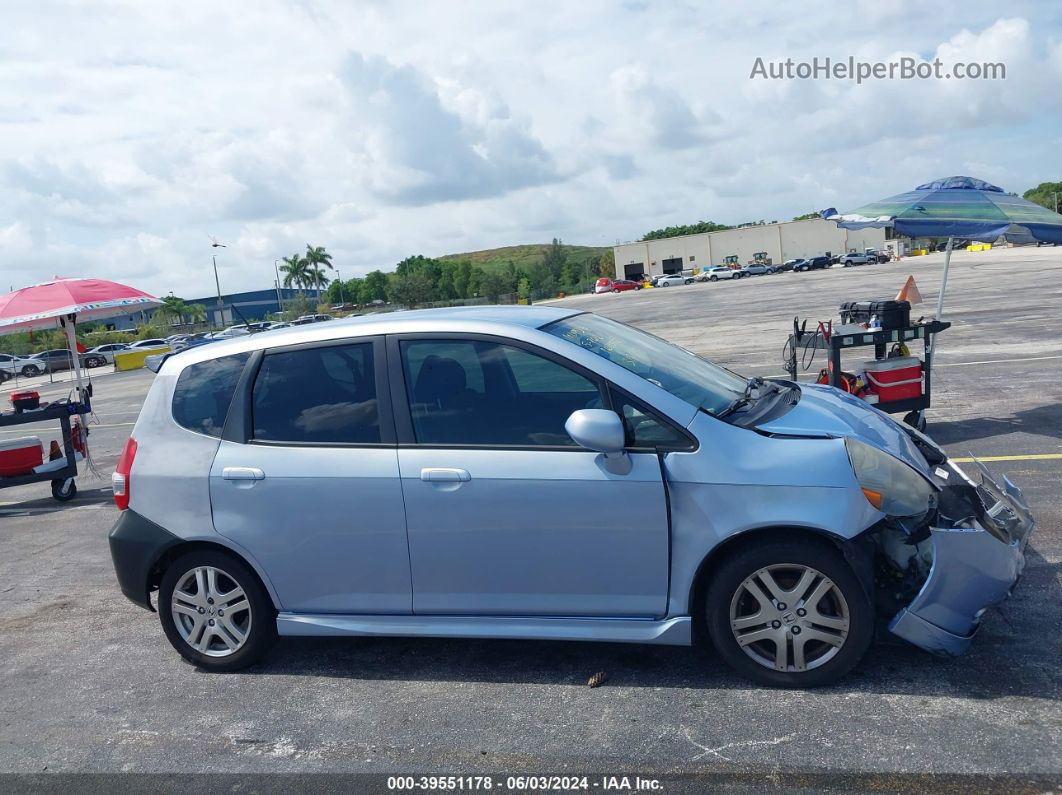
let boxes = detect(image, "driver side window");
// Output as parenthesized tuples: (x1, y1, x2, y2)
(401, 339, 603, 447)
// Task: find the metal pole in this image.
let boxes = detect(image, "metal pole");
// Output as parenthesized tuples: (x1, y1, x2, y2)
(212, 254, 224, 327)
(934, 235, 954, 320)
(336, 269, 343, 305)
(274, 259, 283, 313)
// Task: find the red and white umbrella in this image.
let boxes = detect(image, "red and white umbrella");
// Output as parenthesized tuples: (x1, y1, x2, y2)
(0, 276, 160, 333)
(0, 276, 161, 412)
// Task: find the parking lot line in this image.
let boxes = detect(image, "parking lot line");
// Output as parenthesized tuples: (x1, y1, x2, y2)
(936, 354, 1062, 367)
(951, 453, 1062, 462)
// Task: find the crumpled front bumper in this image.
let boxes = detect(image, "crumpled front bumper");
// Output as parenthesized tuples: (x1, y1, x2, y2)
(889, 460, 1035, 656)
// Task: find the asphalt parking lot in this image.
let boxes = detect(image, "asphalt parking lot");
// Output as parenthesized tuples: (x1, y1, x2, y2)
(0, 246, 1059, 789)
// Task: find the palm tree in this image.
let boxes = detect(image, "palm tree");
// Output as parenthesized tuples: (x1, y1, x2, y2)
(304, 245, 334, 300)
(156, 295, 189, 326)
(279, 253, 310, 293)
(185, 304, 207, 324)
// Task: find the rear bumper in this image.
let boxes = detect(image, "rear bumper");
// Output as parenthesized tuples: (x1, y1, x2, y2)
(108, 509, 181, 611)
(889, 464, 1034, 655)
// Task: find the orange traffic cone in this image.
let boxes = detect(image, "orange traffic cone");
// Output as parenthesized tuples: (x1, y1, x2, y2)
(896, 275, 922, 304)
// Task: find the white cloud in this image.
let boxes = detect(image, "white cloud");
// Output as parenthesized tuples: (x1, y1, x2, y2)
(0, 1, 1058, 297)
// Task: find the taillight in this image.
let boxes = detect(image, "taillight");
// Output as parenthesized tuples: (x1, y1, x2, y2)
(113, 436, 137, 511)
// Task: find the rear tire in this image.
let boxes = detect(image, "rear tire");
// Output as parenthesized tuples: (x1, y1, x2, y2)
(159, 550, 277, 672)
(704, 537, 873, 688)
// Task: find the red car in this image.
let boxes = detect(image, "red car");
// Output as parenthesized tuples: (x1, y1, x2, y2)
(596, 278, 641, 294)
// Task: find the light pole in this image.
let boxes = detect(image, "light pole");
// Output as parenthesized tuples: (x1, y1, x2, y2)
(212, 255, 224, 326)
(274, 259, 284, 314)
(210, 236, 227, 328)
(336, 269, 343, 305)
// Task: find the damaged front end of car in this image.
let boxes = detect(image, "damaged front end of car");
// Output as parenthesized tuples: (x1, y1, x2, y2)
(867, 456, 1035, 656)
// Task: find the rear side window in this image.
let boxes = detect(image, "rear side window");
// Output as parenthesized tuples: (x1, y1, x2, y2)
(252, 343, 380, 444)
(171, 353, 249, 437)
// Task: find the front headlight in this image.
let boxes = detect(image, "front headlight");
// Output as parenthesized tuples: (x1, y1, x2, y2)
(846, 438, 936, 517)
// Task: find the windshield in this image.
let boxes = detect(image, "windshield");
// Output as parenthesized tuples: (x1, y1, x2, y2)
(544, 313, 748, 415)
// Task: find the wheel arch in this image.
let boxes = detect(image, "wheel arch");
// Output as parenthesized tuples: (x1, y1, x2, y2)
(147, 538, 282, 613)
(685, 525, 874, 636)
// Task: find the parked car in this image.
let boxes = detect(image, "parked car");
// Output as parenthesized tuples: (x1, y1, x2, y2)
(86, 343, 131, 365)
(126, 339, 171, 351)
(0, 352, 48, 378)
(839, 253, 873, 266)
(107, 306, 1035, 687)
(777, 259, 802, 272)
(652, 274, 693, 287)
(608, 279, 641, 293)
(696, 267, 739, 282)
(292, 314, 334, 325)
(739, 263, 772, 276)
(795, 256, 831, 272)
(594, 277, 613, 294)
(32, 349, 107, 371)
(172, 333, 221, 353)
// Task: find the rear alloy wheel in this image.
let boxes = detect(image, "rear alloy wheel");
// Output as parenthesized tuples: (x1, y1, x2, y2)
(705, 538, 873, 687)
(21, 365, 40, 377)
(159, 550, 277, 671)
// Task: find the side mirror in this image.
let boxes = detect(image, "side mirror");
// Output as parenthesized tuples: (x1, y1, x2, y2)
(565, 409, 631, 474)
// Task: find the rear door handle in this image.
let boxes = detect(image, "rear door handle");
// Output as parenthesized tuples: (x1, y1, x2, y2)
(420, 468, 471, 482)
(222, 467, 265, 481)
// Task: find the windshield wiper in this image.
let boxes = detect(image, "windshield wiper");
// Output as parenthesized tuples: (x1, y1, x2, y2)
(716, 377, 765, 418)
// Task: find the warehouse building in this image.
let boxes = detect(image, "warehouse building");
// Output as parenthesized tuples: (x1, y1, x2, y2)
(103, 287, 304, 330)
(613, 218, 886, 281)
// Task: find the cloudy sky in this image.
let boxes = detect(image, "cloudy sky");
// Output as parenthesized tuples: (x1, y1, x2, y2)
(2, 0, 1061, 298)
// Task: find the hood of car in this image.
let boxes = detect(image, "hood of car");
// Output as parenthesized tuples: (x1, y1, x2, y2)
(756, 383, 933, 480)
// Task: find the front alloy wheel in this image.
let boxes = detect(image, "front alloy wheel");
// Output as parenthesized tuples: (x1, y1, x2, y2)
(705, 538, 872, 687)
(729, 564, 849, 673)
(159, 550, 276, 671)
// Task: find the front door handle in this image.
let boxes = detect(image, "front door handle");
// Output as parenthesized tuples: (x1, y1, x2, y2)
(420, 468, 471, 482)
(222, 466, 265, 481)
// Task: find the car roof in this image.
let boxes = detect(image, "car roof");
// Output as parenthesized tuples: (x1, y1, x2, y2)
(162, 305, 583, 372)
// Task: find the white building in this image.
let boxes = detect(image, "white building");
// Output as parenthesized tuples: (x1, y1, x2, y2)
(613, 218, 886, 280)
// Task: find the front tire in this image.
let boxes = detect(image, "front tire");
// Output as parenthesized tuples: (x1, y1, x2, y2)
(159, 550, 277, 672)
(21, 365, 40, 377)
(704, 537, 873, 688)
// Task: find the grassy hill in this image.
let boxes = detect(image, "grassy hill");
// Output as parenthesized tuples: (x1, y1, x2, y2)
(437, 243, 609, 272)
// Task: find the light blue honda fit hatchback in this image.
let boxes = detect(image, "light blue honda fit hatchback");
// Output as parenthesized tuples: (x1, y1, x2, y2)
(109, 306, 1034, 687)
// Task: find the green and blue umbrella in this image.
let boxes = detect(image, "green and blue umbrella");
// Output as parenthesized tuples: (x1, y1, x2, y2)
(822, 176, 1062, 318)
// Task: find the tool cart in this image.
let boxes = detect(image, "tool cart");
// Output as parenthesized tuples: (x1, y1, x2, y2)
(0, 393, 90, 502)
(784, 300, 950, 432)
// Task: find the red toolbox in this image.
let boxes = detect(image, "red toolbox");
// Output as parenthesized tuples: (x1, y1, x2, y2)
(0, 436, 44, 477)
(10, 390, 40, 412)
(862, 357, 923, 403)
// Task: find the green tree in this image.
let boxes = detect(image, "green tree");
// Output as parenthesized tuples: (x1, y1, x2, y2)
(435, 262, 457, 300)
(155, 295, 190, 325)
(279, 253, 310, 292)
(479, 270, 515, 301)
(792, 212, 820, 221)
(304, 245, 334, 299)
(1023, 182, 1062, 213)
(388, 272, 435, 308)
(363, 270, 389, 302)
(452, 260, 473, 298)
(642, 220, 733, 241)
(517, 277, 531, 300)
